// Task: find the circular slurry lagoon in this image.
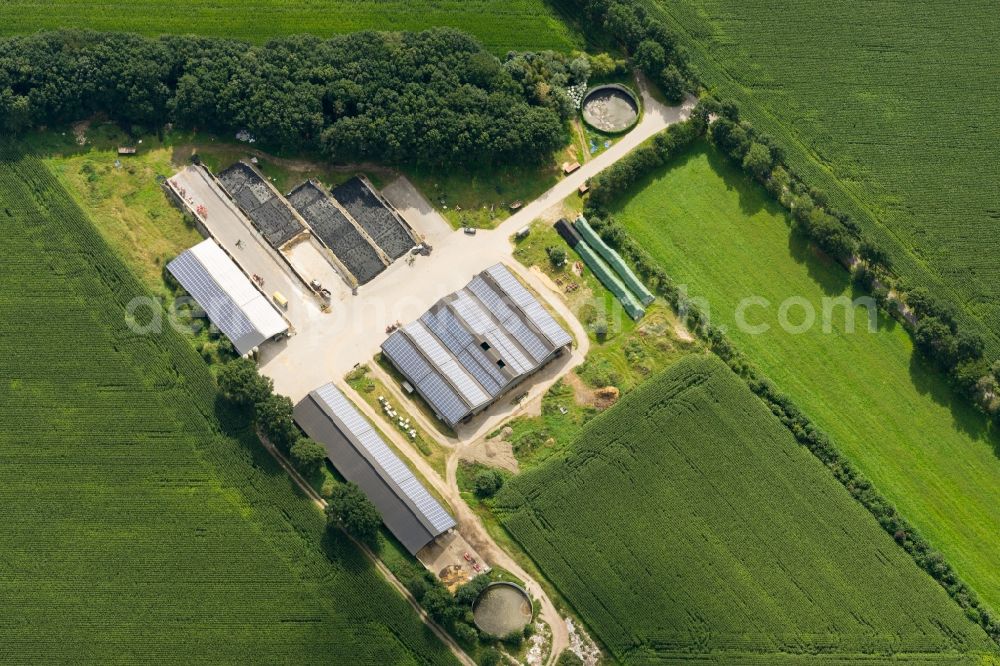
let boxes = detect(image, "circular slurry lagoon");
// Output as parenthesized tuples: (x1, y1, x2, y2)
(472, 582, 533, 637)
(581, 84, 640, 133)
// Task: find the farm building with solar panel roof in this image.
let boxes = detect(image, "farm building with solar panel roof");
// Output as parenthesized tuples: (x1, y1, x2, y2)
(381, 263, 572, 428)
(294, 383, 456, 555)
(166, 239, 289, 356)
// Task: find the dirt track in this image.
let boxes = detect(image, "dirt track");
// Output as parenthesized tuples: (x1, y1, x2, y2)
(256, 430, 476, 666)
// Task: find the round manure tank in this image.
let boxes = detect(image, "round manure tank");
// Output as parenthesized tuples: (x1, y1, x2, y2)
(472, 582, 533, 637)
(581, 84, 640, 133)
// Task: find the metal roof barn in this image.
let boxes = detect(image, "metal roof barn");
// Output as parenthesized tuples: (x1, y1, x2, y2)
(381, 263, 572, 428)
(167, 239, 288, 356)
(294, 383, 456, 555)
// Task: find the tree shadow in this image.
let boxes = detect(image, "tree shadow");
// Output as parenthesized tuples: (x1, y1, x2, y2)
(704, 140, 853, 298)
(907, 352, 998, 450)
(320, 527, 378, 576)
(212, 393, 306, 487)
(606, 144, 704, 214)
(787, 229, 852, 297)
(705, 145, 766, 218)
(848, 279, 900, 335)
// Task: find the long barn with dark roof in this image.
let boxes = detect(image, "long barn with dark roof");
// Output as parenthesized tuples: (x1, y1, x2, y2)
(294, 383, 455, 555)
(381, 263, 572, 428)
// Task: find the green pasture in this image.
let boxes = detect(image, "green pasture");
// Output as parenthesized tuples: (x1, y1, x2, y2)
(612, 142, 1000, 612)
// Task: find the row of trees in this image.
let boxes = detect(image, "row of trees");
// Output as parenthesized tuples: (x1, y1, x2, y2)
(217, 358, 328, 472)
(569, 0, 997, 428)
(696, 97, 859, 260)
(906, 289, 1000, 423)
(586, 118, 699, 209)
(216, 359, 385, 546)
(730, 357, 1000, 643)
(695, 97, 999, 424)
(0, 29, 566, 167)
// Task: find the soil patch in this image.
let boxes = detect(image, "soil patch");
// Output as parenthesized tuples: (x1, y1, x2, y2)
(463, 435, 519, 474)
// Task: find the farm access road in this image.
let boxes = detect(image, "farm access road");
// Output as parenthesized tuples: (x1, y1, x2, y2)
(257, 82, 695, 665)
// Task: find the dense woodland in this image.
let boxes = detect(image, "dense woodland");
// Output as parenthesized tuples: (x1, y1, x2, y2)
(0, 29, 566, 166)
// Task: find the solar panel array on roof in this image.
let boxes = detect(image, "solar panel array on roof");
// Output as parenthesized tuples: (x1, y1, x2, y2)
(293, 385, 456, 555)
(403, 322, 490, 408)
(465, 276, 546, 367)
(311, 383, 455, 534)
(485, 263, 574, 349)
(381, 263, 572, 427)
(421, 306, 509, 396)
(167, 239, 287, 355)
(382, 332, 470, 426)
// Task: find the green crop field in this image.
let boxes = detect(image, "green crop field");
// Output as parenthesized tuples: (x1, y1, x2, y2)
(0, 0, 582, 54)
(642, 0, 1000, 354)
(496, 355, 995, 663)
(0, 148, 455, 663)
(611, 142, 1000, 613)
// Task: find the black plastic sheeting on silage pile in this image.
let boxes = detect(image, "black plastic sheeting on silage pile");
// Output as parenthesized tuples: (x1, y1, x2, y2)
(554, 218, 582, 248)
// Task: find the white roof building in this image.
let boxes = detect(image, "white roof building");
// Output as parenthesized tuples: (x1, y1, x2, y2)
(167, 239, 288, 355)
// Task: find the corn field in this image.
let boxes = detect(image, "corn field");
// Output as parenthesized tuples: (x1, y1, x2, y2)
(0, 0, 581, 54)
(495, 355, 995, 663)
(0, 148, 456, 664)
